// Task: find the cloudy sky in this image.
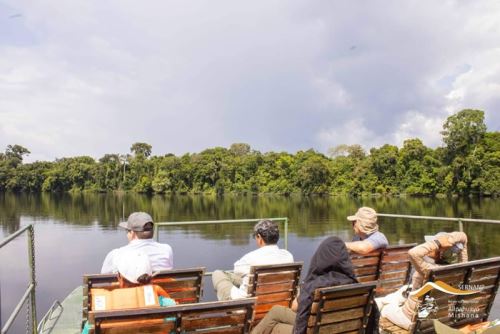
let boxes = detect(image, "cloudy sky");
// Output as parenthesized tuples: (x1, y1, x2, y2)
(1, 1, 499, 162)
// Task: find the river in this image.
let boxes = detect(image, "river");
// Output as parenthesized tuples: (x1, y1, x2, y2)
(1, 193, 499, 332)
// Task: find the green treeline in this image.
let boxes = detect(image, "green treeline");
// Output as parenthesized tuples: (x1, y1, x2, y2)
(1, 109, 499, 196)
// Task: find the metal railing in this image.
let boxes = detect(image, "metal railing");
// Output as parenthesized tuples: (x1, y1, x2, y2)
(378, 213, 500, 232)
(378, 213, 500, 224)
(0, 224, 37, 334)
(153, 217, 289, 250)
(153, 218, 289, 276)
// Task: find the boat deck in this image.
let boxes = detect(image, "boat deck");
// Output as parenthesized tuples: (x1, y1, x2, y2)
(47, 286, 82, 334)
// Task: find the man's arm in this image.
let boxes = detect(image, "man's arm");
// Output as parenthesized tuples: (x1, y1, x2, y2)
(233, 253, 252, 275)
(165, 244, 174, 270)
(449, 232, 468, 263)
(345, 240, 376, 254)
(101, 249, 116, 274)
(408, 241, 439, 276)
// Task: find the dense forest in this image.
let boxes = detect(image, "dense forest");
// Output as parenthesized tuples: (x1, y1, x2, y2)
(1, 109, 499, 196)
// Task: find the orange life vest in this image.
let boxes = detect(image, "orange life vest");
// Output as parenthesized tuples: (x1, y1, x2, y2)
(91, 284, 170, 311)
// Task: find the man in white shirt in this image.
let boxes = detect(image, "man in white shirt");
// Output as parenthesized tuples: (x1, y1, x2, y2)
(101, 212, 173, 273)
(212, 220, 294, 300)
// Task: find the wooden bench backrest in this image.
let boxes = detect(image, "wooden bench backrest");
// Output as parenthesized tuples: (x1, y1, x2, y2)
(351, 250, 382, 283)
(350, 244, 416, 297)
(83, 267, 205, 322)
(307, 281, 377, 334)
(413, 257, 500, 334)
(377, 244, 416, 297)
(246, 262, 303, 323)
(88, 298, 256, 334)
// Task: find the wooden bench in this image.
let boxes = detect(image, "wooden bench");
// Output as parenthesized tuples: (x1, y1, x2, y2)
(306, 281, 377, 334)
(377, 244, 416, 297)
(87, 297, 256, 334)
(82, 267, 205, 323)
(350, 244, 416, 297)
(246, 262, 303, 324)
(380, 256, 500, 334)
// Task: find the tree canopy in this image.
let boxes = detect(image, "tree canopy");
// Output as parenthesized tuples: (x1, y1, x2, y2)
(1, 110, 499, 196)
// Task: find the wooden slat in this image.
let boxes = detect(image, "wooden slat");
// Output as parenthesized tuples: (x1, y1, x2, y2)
(254, 300, 289, 314)
(255, 281, 294, 294)
(381, 262, 410, 272)
(351, 257, 380, 266)
(353, 266, 379, 276)
(156, 279, 198, 289)
(255, 291, 292, 304)
(250, 272, 297, 284)
(182, 313, 248, 330)
(378, 279, 405, 290)
(315, 318, 362, 334)
(381, 253, 410, 263)
(470, 266, 500, 279)
(311, 294, 369, 313)
(376, 287, 401, 296)
(379, 270, 407, 281)
(431, 272, 466, 286)
(308, 307, 364, 326)
(356, 275, 378, 283)
(468, 276, 498, 287)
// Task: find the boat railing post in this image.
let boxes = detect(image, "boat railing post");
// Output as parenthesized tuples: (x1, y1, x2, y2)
(27, 225, 37, 334)
(154, 222, 159, 242)
(458, 219, 464, 233)
(285, 218, 289, 250)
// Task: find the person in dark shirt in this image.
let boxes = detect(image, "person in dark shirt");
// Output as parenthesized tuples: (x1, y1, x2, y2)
(250, 236, 357, 334)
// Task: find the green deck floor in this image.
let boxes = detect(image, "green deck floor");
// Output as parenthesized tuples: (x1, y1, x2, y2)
(42, 286, 83, 334)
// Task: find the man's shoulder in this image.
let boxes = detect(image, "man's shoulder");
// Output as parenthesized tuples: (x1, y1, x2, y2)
(366, 231, 389, 248)
(369, 231, 388, 240)
(135, 239, 172, 249)
(151, 240, 173, 250)
(253, 245, 293, 260)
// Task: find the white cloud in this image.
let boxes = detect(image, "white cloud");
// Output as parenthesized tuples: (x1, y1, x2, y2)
(317, 118, 381, 152)
(392, 111, 444, 148)
(0, 0, 499, 161)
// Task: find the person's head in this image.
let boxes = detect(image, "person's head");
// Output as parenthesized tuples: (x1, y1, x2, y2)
(253, 220, 279, 247)
(115, 250, 153, 287)
(347, 207, 378, 237)
(306, 236, 356, 281)
(119, 212, 155, 240)
(424, 232, 464, 265)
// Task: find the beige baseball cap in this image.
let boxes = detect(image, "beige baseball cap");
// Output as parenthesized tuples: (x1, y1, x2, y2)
(347, 207, 378, 234)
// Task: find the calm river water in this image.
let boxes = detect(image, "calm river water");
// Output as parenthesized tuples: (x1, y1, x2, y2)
(1, 193, 499, 331)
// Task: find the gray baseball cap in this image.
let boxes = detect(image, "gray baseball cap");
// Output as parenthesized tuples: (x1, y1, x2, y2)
(118, 212, 153, 231)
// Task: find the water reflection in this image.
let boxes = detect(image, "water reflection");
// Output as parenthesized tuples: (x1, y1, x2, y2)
(1, 193, 499, 333)
(1, 193, 500, 249)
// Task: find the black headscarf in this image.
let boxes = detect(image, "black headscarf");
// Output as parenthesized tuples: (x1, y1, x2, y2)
(293, 236, 357, 334)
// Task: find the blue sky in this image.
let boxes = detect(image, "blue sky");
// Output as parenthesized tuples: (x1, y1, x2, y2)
(1, 1, 499, 162)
